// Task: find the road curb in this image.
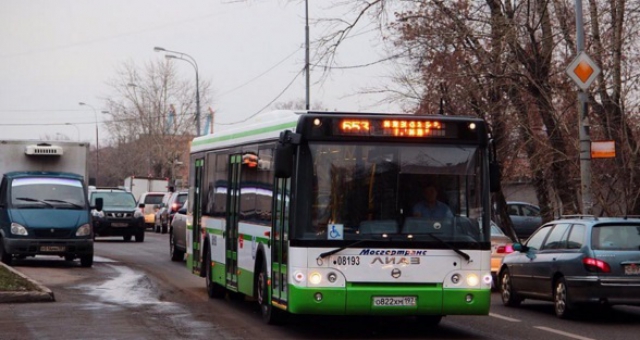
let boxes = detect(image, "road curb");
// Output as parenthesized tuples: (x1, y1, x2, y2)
(0, 262, 55, 303)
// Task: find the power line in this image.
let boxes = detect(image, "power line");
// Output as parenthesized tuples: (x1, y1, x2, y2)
(218, 47, 303, 97)
(217, 67, 305, 126)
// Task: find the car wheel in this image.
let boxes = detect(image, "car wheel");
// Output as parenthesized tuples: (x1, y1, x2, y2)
(500, 269, 522, 307)
(0, 240, 13, 265)
(135, 231, 145, 242)
(80, 254, 93, 267)
(205, 246, 225, 299)
(170, 233, 185, 262)
(258, 259, 286, 324)
(554, 277, 573, 319)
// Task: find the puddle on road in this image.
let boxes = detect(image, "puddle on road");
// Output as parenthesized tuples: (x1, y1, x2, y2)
(72, 262, 224, 338)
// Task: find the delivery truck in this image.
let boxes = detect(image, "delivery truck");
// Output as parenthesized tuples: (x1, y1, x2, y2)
(123, 176, 169, 201)
(0, 140, 102, 267)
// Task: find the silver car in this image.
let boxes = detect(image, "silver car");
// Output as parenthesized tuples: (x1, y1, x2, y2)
(506, 201, 542, 240)
(169, 199, 189, 261)
(499, 216, 640, 318)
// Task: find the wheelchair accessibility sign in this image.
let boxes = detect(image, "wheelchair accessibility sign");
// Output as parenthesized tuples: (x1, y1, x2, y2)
(328, 224, 344, 240)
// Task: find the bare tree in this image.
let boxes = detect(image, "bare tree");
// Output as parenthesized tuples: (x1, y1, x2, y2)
(99, 59, 212, 186)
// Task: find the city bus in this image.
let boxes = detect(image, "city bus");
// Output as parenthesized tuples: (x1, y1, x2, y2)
(185, 110, 500, 324)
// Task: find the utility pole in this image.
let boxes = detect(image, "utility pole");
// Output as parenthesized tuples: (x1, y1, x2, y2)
(305, 0, 310, 110)
(567, 1, 600, 214)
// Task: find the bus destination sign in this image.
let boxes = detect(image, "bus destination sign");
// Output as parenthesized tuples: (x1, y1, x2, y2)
(336, 119, 446, 138)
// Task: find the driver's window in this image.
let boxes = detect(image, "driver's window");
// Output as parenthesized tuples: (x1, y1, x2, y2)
(526, 225, 552, 250)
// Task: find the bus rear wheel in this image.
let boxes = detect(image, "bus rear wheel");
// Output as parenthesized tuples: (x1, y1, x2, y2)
(258, 260, 285, 325)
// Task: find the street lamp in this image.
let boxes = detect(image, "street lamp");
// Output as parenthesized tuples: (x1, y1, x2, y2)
(154, 46, 201, 136)
(65, 123, 80, 141)
(79, 102, 100, 185)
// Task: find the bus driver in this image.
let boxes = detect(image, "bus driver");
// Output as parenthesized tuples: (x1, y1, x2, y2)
(412, 183, 453, 219)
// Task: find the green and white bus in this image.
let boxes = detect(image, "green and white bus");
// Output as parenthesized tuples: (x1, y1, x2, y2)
(185, 110, 500, 324)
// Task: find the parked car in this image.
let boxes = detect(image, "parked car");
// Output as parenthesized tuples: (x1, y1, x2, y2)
(490, 222, 514, 287)
(153, 192, 172, 234)
(137, 192, 167, 230)
(506, 201, 542, 240)
(169, 199, 190, 262)
(89, 188, 145, 242)
(498, 216, 640, 319)
(155, 190, 188, 234)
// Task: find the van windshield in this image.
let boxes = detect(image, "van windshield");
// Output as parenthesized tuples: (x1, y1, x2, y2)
(11, 177, 86, 209)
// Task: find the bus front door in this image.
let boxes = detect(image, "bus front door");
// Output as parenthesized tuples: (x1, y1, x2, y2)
(271, 178, 290, 307)
(192, 158, 204, 276)
(226, 154, 241, 290)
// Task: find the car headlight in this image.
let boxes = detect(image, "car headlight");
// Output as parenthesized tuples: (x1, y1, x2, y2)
(11, 223, 28, 236)
(76, 224, 92, 237)
(91, 210, 105, 218)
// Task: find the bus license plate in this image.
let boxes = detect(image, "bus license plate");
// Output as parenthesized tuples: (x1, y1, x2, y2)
(624, 265, 640, 275)
(372, 296, 417, 307)
(40, 246, 65, 252)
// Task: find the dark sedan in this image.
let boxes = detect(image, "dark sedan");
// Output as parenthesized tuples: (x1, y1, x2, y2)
(498, 216, 640, 318)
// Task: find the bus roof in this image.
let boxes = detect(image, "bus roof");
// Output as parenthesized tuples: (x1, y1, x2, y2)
(191, 110, 303, 153)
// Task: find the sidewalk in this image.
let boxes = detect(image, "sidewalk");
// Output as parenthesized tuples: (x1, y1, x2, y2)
(0, 262, 55, 303)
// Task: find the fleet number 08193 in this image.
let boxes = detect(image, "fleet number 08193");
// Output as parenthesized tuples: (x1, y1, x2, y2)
(332, 256, 360, 266)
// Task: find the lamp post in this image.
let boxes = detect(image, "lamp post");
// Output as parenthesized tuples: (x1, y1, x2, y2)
(79, 102, 100, 185)
(154, 46, 201, 136)
(65, 123, 80, 141)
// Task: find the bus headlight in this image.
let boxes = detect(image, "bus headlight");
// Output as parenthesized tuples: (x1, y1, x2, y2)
(466, 274, 479, 287)
(76, 224, 92, 237)
(309, 272, 322, 285)
(11, 223, 28, 236)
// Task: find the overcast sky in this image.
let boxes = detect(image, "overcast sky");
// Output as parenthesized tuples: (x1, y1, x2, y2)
(0, 0, 400, 144)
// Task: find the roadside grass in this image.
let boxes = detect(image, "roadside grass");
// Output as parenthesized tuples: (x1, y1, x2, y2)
(0, 265, 39, 292)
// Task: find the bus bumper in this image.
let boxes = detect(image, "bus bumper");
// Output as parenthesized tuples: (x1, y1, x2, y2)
(286, 284, 490, 315)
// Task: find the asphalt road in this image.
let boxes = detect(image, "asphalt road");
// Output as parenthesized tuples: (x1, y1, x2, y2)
(1, 232, 639, 340)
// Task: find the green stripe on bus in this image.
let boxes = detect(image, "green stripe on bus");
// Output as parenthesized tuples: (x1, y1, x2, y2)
(286, 284, 490, 315)
(192, 121, 297, 147)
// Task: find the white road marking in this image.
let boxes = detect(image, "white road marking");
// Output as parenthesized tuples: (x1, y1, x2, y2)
(489, 313, 521, 322)
(534, 326, 596, 340)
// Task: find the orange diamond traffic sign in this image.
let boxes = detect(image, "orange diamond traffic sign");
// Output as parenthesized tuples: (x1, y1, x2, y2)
(566, 51, 601, 90)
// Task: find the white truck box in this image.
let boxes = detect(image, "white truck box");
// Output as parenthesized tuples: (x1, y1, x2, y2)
(0, 140, 89, 182)
(124, 176, 168, 199)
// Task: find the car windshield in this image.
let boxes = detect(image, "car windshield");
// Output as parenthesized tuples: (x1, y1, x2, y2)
(11, 177, 86, 209)
(295, 142, 490, 244)
(144, 194, 164, 204)
(592, 224, 640, 250)
(91, 191, 136, 208)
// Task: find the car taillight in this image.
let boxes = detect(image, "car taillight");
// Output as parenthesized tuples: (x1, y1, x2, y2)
(583, 257, 611, 273)
(496, 244, 514, 254)
(171, 203, 180, 212)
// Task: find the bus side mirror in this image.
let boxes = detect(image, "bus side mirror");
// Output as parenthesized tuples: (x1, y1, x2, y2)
(274, 130, 301, 179)
(489, 161, 501, 193)
(274, 143, 293, 178)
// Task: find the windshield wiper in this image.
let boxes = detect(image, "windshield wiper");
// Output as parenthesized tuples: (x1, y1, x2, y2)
(319, 239, 371, 259)
(424, 233, 471, 262)
(44, 199, 84, 209)
(15, 197, 54, 208)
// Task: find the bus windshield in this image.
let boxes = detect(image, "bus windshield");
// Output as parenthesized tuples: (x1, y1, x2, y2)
(297, 142, 488, 243)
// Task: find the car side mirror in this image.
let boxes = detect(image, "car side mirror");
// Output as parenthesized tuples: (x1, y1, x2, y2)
(513, 243, 528, 252)
(93, 197, 103, 212)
